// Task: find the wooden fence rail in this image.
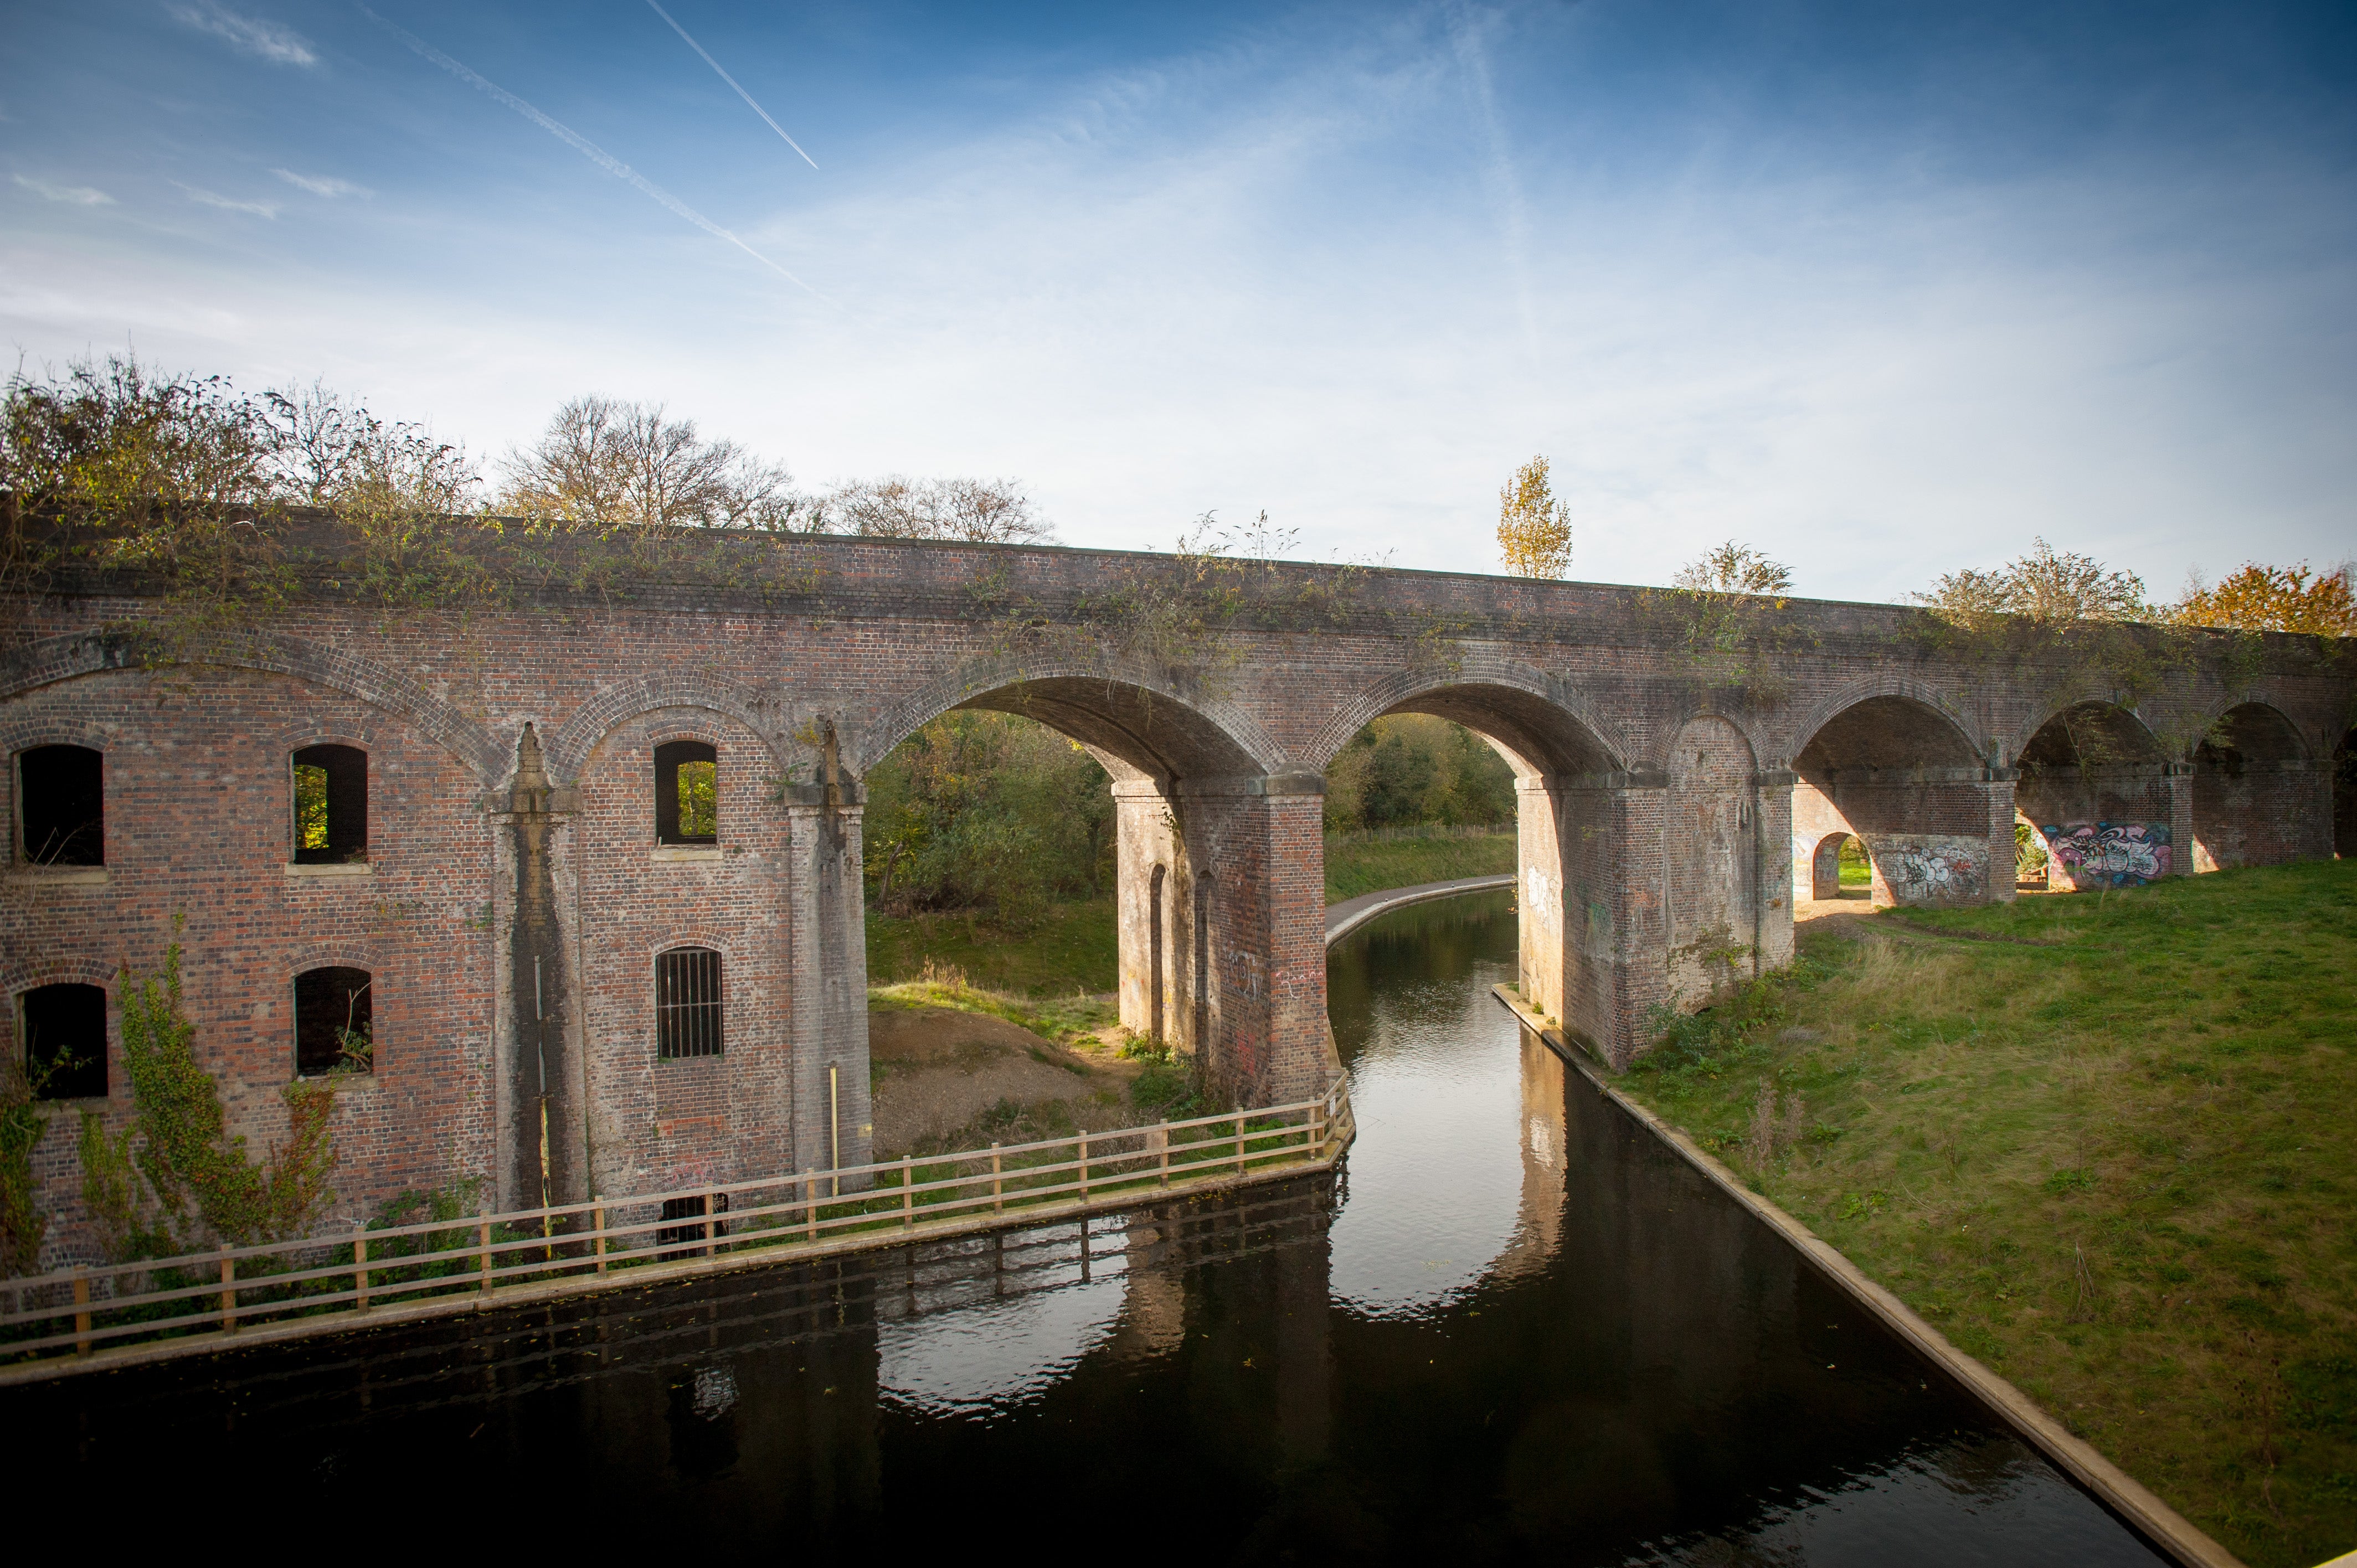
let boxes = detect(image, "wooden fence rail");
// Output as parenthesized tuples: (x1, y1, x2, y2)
(1, 1081, 1352, 1369)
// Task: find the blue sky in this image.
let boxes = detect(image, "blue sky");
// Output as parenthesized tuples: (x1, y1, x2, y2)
(4, 0, 2353, 599)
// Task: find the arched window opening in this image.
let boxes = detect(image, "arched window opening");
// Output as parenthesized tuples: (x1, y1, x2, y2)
(19, 983, 106, 1100)
(656, 741, 719, 845)
(16, 744, 103, 867)
(2015, 813, 2052, 890)
(657, 947, 724, 1059)
(291, 744, 368, 864)
(294, 966, 373, 1077)
(1807, 833, 1869, 902)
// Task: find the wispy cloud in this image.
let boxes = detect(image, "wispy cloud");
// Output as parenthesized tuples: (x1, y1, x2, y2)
(166, 1, 317, 68)
(1446, 1, 1539, 362)
(175, 182, 279, 217)
(643, 0, 818, 171)
(357, 4, 824, 298)
(271, 168, 369, 198)
(14, 174, 115, 205)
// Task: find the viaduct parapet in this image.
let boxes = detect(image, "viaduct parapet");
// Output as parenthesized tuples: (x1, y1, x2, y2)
(5, 519, 2350, 1268)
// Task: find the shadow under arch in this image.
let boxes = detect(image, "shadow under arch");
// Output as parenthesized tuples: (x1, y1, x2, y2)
(0, 628, 507, 785)
(2191, 699, 2327, 870)
(1308, 659, 1634, 780)
(2013, 700, 2181, 889)
(1789, 693, 2006, 910)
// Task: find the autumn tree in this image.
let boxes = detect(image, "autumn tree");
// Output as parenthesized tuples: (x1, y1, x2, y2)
(1496, 456, 1572, 579)
(1912, 537, 2149, 627)
(2173, 562, 2356, 637)
(499, 396, 799, 530)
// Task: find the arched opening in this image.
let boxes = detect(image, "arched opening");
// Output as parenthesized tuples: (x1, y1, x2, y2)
(291, 744, 368, 864)
(1342, 681, 1631, 1057)
(856, 672, 1290, 1151)
(2192, 702, 2324, 869)
(293, 966, 373, 1077)
(1792, 695, 2000, 909)
(2014, 702, 2175, 890)
(1803, 832, 1869, 904)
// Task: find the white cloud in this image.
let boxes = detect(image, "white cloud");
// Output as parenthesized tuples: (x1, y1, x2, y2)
(13, 174, 114, 206)
(166, 1, 316, 68)
(174, 182, 278, 218)
(270, 169, 369, 198)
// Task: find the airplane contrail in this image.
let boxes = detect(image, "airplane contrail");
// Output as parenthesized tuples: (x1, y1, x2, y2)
(644, 0, 819, 171)
(356, 3, 824, 298)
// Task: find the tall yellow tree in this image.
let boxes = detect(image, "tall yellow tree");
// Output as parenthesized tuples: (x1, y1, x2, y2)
(1496, 455, 1572, 579)
(2174, 562, 2356, 637)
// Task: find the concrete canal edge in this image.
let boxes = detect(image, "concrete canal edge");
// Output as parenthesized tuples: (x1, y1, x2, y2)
(1490, 983, 2245, 1568)
(1324, 873, 1515, 945)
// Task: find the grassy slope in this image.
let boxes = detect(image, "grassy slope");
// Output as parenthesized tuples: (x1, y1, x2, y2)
(1611, 862, 2356, 1568)
(1324, 830, 1514, 901)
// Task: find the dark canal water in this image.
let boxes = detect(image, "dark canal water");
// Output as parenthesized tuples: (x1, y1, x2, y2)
(6, 890, 2167, 1562)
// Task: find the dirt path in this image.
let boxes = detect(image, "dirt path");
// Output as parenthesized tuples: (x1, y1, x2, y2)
(868, 1003, 1145, 1159)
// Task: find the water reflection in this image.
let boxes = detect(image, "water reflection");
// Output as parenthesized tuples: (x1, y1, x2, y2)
(1, 889, 2166, 1564)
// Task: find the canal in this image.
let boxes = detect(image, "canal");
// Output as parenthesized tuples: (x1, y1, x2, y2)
(5, 889, 2167, 1562)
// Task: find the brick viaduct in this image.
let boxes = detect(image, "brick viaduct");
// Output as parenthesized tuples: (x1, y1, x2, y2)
(4, 523, 2350, 1266)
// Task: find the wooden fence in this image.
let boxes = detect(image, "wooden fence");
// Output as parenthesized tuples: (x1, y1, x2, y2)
(1, 1081, 1351, 1369)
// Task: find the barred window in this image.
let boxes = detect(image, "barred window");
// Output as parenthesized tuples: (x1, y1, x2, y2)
(657, 947, 723, 1059)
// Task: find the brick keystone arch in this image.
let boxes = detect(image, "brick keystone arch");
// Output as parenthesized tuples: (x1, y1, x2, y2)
(1304, 654, 1635, 778)
(0, 629, 507, 784)
(543, 670, 796, 785)
(2011, 696, 2171, 768)
(855, 654, 1280, 782)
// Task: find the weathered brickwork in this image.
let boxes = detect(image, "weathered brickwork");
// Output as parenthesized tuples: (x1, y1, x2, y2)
(4, 527, 2349, 1268)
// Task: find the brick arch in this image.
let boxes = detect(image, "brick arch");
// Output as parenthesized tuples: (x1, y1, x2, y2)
(0, 630, 506, 784)
(856, 654, 1279, 783)
(1782, 678, 1989, 773)
(2011, 696, 2170, 770)
(2188, 693, 2314, 761)
(543, 672, 794, 785)
(2, 954, 117, 998)
(1659, 703, 1769, 778)
(1305, 655, 1634, 778)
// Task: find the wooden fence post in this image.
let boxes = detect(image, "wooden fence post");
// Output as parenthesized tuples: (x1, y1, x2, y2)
(1234, 1110, 1247, 1172)
(73, 1267, 91, 1357)
(1079, 1131, 1090, 1201)
(901, 1156, 914, 1230)
(991, 1145, 1003, 1214)
(804, 1170, 819, 1242)
(704, 1190, 718, 1258)
(220, 1251, 237, 1333)
(594, 1204, 608, 1274)
(354, 1227, 370, 1311)
(478, 1215, 493, 1294)
(1156, 1123, 1170, 1186)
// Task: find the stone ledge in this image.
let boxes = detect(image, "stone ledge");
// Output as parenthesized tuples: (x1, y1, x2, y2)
(284, 862, 373, 880)
(7, 865, 107, 887)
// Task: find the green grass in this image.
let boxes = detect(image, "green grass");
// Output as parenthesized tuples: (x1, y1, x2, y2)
(867, 895, 1116, 996)
(1324, 828, 1514, 901)
(1610, 862, 2357, 1568)
(867, 969, 1117, 1048)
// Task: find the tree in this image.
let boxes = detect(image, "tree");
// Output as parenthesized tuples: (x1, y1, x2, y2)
(819, 475, 1054, 543)
(1496, 456, 1572, 579)
(1913, 537, 2148, 626)
(498, 396, 799, 530)
(1675, 541, 1793, 596)
(2173, 562, 2356, 637)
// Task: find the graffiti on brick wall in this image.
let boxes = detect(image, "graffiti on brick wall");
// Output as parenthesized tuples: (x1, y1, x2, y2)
(2040, 822, 2171, 887)
(1874, 835, 1988, 906)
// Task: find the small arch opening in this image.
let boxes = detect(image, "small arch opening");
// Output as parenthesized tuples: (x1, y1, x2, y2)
(15, 744, 104, 867)
(291, 744, 368, 864)
(19, 982, 107, 1100)
(294, 966, 373, 1077)
(655, 741, 719, 845)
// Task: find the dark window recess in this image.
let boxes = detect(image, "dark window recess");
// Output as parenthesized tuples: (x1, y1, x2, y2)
(655, 741, 718, 844)
(294, 966, 373, 1077)
(657, 1192, 728, 1252)
(18, 745, 104, 867)
(292, 744, 368, 863)
(22, 983, 106, 1100)
(656, 947, 723, 1059)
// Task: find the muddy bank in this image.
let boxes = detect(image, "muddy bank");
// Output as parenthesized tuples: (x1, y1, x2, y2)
(868, 1002, 1148, 1158)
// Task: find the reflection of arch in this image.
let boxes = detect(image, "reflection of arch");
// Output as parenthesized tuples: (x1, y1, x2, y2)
(0, 630, 507, 783)
(1308, 658, 1632, 777)
(861, 657, 1277, 782)
(545, 670, 789, 785)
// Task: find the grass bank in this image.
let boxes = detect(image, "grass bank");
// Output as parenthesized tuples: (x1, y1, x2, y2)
(864, 830, 1519, 996)
(1609, 862, 2356, 1568)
